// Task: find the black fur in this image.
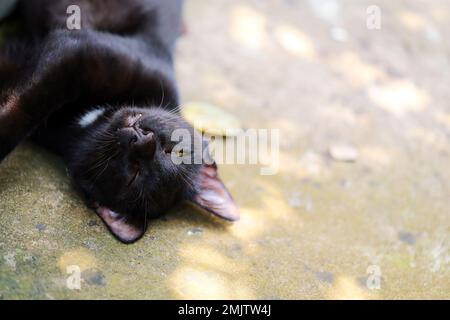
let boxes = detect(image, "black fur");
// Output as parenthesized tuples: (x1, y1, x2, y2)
(0, 0, 239, 243)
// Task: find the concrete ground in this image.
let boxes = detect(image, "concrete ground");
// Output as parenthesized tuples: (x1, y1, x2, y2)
(0, 0, 449, 299)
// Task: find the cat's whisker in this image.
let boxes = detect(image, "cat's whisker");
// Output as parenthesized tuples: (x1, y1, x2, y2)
(88, 149, 120, 185)
(158, 79, 165, 109)
(175, 166, 195, 190)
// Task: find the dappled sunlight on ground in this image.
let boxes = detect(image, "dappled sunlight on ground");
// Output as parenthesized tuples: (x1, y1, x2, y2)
(359, 145, 393, 167)
(406, 126, 448, 152)
(368, 80, 429, 116)
(430, 7, 449, 23)
(319, 103, 371, 127)
(326, 276, 379, 300)
(233, 181, 304, 234)
(274, 24, 317, 60)
(228, 207, 270, 241)
(328, 51, 386, 87)
(229, 5, 267, 50)
(58, 248, 98, 272)
(398, 11, 429, 31)
(433, 111, 450, 129)
(170, 265, 255, 299)
(169, 245, 255, 299)
(167, 170, 307, 299)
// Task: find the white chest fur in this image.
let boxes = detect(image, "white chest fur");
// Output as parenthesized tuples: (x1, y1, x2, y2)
(78, 108, 106, 128)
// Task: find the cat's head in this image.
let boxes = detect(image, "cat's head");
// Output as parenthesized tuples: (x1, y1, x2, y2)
(68, 106, 239, 243)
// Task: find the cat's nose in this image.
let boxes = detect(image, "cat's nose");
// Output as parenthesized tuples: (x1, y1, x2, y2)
(131, 129, 156, 160)
(118, 126, 156, 160)
(118, 127, 138, 146)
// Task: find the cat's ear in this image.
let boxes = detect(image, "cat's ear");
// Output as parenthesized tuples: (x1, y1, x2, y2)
(96, 207, 146, 244)
(191, 163, 240, 221)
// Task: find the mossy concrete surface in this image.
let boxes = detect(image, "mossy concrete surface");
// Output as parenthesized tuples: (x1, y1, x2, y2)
(0, 0, 449, 299)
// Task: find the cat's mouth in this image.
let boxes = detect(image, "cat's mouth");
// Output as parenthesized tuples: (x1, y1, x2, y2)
(126, 168, 140, 186)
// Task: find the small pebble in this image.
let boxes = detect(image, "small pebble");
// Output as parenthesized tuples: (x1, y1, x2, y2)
(339, 179, 352, 188)
(329, 144, 359, 162)
(87, 219, 99, 227)
(3, 252, 16, 270)
(82, 269, 106, 286)
(288, 192, 302, 208)
(23, 254, 37, 264)
(288, 192, 314, 212)
(35, 224, 46, 232)
(315, 271, 335, 284)
(187, 228, 204, 236)
(83, 240, 97, 250)
(398, 231, 416, 245)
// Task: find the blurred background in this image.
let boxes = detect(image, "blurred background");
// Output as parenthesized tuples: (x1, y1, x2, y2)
(0, 0, 449, 299)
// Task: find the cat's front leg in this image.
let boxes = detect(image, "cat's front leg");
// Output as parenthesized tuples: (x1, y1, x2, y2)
(0, 44, 26, 160)
(0, 33, 86, 162)
(0, 77, 69, 161)
(0, 83, 76, 162)
(0, 91, 21, 160)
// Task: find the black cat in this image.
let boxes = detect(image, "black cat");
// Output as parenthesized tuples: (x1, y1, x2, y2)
(0, 0, 239, 243)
